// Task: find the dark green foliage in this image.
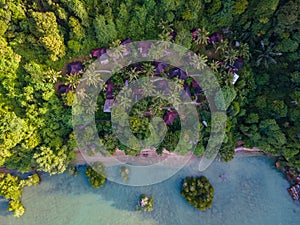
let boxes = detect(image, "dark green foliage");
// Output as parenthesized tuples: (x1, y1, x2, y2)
(119, 166, 130, 182)
(85, 162, 106, 188)
(0, 0, 299, 216)
(181, 176, 214, 210)
(0, 173, 40, 217)
(137, 194, 154, 212)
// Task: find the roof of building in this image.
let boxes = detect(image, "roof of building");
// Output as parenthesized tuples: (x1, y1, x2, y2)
(191, 28, 199, 40)
(137, 41, 153, 56)
(233, 58, 244, 70)
(121, 38, 132, 45)
(106, 80, 114, 99)
(208, 32, 222, 44)
(182, 84, 191, 99)
(155, 62, 168, 75)
(104, 99, 115, 113)
(164, 111, 179, 125)
(232, 73, 240, 85)
(68, 62, 83, 75)
(91, 48, 106, 58)
(58, 84, 69, 94)
(169, 31, 177, 42)
(169, 67, 188, 80)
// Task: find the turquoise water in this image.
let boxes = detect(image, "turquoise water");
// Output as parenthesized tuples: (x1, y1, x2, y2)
(1, 156, 300, 225)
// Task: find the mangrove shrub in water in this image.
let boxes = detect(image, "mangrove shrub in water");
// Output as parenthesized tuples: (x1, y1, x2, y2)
(181, 176, 214, 211)
(85, 162, 106, 188)
(0, 173, 40, 217)
(137, 194, 154, 212)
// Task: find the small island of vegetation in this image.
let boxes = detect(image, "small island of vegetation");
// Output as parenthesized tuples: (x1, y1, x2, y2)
(181, 176, 214, 211)
(85, 162, 106, 188)
(137, 194, 154, 212)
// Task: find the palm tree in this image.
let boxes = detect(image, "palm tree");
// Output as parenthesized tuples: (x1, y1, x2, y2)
(140, 78, 156, 96)
(108, 40, 127, 59)
(224, 48, 239, 65)
(142, 63, 155, 77)
(167, 91, 181, 109)
(209, 61, 220, 73)
(118, 86, 133, 110)
(65, 74, 81, 89)
(239, 30, 259, 48)
(85, 102, 98, 115)
(148, 45, 165, 59)
(166, 78, 183, 109)
(76, 88, 89, 101)
(215, 40, 229, 54)
(190, 54, 208, 70)
(158, 19, 174, 41)
(195, 27, 210, 46)
(158, 41, 172, 52)
(128, 68, 141, 82)
(84, 70, 103, 87)
(237, 43, 250, 60)
(255, 41, 282, 69)
(44, 69, 62, 83)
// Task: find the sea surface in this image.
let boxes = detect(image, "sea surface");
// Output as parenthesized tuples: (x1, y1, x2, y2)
(1, 156, 300, 225)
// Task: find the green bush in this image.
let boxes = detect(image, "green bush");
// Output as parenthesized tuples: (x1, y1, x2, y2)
(0, 173, 40, 217)
(85, 162, 106, 188)
(137, 194, 154, 212)
(181, 176, 214, 211)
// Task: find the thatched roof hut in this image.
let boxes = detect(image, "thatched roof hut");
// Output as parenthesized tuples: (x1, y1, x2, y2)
(137, 41, 153, 57)
(191, 28, 199, 41)
(68, 62, 83, 75)
(154, 62, 168, 75)
(169, 67, 188, 80)
(91, 47, 107, 58)
(164, 111, 178, 125)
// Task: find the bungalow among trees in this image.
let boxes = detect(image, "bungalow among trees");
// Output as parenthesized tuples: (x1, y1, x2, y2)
(121, 37, 132, 45)
(137, 41, 153, 57)
(99, 54, 109, 65)
(120, 38, 132, 56)
(57, 84, 70, 94)
(164, 111, 179, 125)
(68, 62, 83, 75)
(208, 32, 223, 44)
(91, 47, 106, 58)
(191, 28, 200, 41)
(191, 80, 202, 95)
(169, 67, 188, 80)
(154, 62, 168, 75)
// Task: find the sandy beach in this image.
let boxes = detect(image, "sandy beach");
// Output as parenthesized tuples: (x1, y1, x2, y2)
(73, 146, 263, 166)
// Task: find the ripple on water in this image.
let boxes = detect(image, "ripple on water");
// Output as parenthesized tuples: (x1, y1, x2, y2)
(0, 156, 300, 225)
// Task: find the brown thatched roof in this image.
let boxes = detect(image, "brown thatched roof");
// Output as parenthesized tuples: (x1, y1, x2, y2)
(121, 38, 132, 45)
(169, 67, 188, 80)
(68, 62, 83, 75)
(164, 111, 178, 125)
(155, 62, 168, 75)
(91, 48, 107, 58)
(208, 32, 222, 44)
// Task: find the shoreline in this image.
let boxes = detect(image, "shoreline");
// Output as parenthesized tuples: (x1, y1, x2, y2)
(72, 146, 264, 166)
(73, 148, 198, 167)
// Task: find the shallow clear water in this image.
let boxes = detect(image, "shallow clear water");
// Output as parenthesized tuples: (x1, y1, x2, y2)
(1, 156, 300, 225)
